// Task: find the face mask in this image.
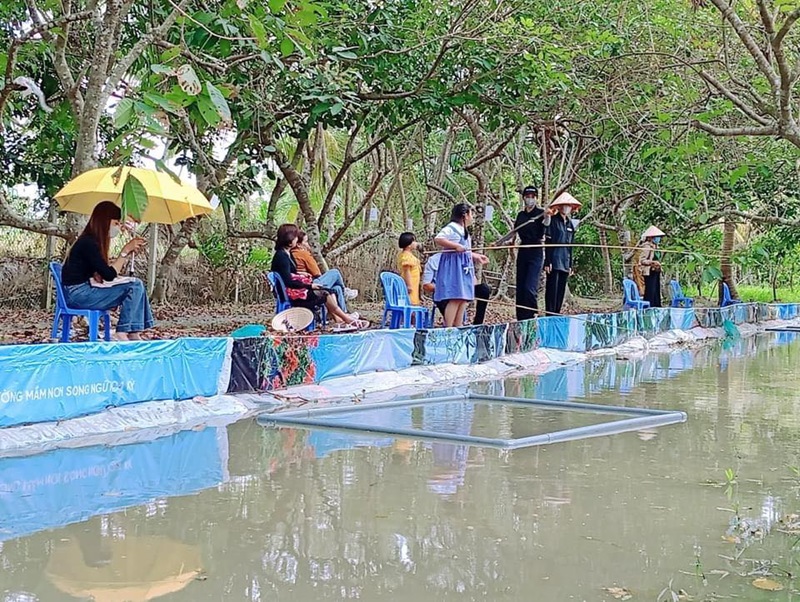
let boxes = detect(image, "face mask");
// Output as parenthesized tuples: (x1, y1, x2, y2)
(109, 225, 121, 238)
(524, 196, 536, 208)
(653, 236, 662, 244)
(562, 206, 572, 216)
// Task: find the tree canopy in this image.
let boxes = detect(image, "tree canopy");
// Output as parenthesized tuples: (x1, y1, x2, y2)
(3, 0, 800, 302)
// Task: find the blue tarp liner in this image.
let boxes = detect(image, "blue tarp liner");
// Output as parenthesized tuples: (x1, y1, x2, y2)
(417, 326, 475, 365)
(537, 316, 572, 350)
(0, 426, 228, 541)
(311, 329, 415, 381)
(0, 338, 229, 428)
(775, 303, 799, 320)
(671, 308, 696, 331)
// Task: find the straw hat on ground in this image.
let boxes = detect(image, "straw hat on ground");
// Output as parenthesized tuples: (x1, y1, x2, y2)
(271, 307, 314, 332)
(642, 225, 666, 239)
(549, 192, 582, 208)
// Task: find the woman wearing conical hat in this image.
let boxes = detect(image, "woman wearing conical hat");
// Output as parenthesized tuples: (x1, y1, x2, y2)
(637, 225, 665, 308)
(544, 192, 582, 315)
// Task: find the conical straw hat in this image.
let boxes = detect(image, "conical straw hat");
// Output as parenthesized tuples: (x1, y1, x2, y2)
(642, 225, 665, 238)
(549, 192, 582, 208)
(271, 307, 314, 332)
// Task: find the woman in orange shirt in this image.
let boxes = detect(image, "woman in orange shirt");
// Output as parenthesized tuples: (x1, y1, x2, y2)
(291, 231, 357, 312)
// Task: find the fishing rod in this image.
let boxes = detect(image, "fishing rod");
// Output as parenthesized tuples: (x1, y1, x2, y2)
(423, 242, 731, 260)
(469, 297, 642, 334)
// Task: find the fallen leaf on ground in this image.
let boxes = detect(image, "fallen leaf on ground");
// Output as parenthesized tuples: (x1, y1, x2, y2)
(752, 577, 783, 591)
(603, 586, 633, 600)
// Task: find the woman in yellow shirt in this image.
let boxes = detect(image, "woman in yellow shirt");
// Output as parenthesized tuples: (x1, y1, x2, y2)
(397, 232, 421, 305)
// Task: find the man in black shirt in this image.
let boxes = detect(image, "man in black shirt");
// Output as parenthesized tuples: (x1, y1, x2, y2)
(513, 185, 550, 321)
(544, 193, 581, 315)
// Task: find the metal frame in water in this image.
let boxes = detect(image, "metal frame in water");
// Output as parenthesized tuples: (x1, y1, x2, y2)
(257, 393, 687, 450)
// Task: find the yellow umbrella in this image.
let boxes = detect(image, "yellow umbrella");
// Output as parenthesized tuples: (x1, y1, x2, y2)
(54, 166, 214, 224)
(46, 535, 203, 602)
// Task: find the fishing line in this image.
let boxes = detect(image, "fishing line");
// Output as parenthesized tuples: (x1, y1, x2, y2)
(423, 242, 731, 260)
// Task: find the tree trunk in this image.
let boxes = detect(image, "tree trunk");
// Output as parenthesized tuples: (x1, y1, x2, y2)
(276, 139, 329, 271)
(599, 227, 614, 295)
(152, 218, 199, 304)
(496, 250, 513, 301)
(721, 216, 739, 299)
(540, 127, 551, 203)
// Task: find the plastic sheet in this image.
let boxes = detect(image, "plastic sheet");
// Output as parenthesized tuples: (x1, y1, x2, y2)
(0, 426, 228, 541)
(0, 338, 231, 427)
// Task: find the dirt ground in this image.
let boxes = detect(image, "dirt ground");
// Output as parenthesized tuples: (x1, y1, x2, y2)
(0, 296, 622, 345)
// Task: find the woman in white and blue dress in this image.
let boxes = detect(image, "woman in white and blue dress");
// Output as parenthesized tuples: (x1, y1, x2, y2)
(433, 204, 489, 327)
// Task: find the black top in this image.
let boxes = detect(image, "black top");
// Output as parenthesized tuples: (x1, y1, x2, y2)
(270, 248, 312, 289)
(514, 208, 548, 248)
(61, 235, 117, 286)
(545, 215, 575, 272)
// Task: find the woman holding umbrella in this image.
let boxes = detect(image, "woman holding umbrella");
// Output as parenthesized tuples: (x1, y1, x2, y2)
(60, 201, 153, 341)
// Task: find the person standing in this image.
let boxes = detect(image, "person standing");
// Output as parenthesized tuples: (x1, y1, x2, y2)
(513, 185, 551, 321)
(422, 253, 492, 325)
(544, 193, 581, 315)
(433, 203, 489, 327)
(638, 225, 665, 308)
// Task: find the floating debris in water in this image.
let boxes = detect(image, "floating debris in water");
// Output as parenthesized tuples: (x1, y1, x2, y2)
(602, 586, 632, 600)
(752, 577, 783, 591)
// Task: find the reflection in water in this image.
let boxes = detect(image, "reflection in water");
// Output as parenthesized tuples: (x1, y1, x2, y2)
(46, 524, 202, 602)
(0, 333, 798, 600)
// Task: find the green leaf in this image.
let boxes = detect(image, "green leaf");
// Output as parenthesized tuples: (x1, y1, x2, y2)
(295, 7, 317, 25)
(263, 145, 277, 152)
(206, 82, 232, 123)
(269, 0, 287, 11)
(143, 92, 181, 114)
(114, 98, 135, 129)
(280, 37, 295, 57)
(150, 64, 175, 75)
(160, 46, 182, 63)
(121, 174, 148, 221)
(134, 101, 157, 116)
(164, 86, 194, 108)
(106, 130, 131, 154)
(196, 93, 221, 126)
(249, 15, 269, 49)
(330, 102, 344, 116)
(729, 165, 749, 186)
(154, 159, 183, 184)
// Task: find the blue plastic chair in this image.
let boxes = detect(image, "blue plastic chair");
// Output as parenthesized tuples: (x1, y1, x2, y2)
(49, 262, 112, 342)
(622, 277, 650, 310)
(721, 282, 741, 308)
(265, 272, 326, 331)
(379, 272, 427, 329)
(670, 280, 694, 308)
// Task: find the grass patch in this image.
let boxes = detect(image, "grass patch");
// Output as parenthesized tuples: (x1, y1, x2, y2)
(699, 284, 800, 304)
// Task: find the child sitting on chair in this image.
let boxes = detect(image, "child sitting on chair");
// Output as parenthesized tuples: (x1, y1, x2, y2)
(397, 232, 421, 306)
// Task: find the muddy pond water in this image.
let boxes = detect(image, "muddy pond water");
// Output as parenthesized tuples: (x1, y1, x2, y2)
(1, 333, 800, 601)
